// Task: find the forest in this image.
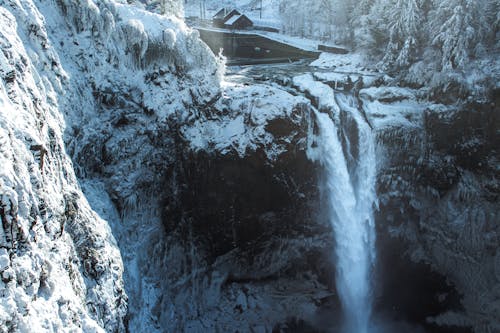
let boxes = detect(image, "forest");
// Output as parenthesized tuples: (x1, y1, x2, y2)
(280, 0, 499, 98)
(140, 0, 499, 100)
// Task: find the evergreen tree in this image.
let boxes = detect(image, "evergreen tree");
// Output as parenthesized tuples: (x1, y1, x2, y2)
(383, 0, 422, 68)
(430, 0, 486, 70)
(350, 0, 375, 49)
(484, 0, 500, 48)
(279, 0, 304, 36)
(279, 0, 496, 80)
(366, 0, 394, 52)
(330, 0, 356, 43)
(496, 8, 500, 48)
(138, 0, 183, 16)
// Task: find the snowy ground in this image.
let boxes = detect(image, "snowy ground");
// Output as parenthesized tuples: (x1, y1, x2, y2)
(183, 79, 308, 159)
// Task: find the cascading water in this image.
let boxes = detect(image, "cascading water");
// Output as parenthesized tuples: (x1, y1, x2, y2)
(308, 93, 377, 333)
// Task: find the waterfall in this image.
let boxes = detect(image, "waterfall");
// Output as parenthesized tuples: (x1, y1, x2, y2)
(308, 94, 377, 333)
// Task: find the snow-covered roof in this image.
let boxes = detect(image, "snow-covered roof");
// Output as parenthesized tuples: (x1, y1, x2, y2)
(213, 8, 228, 19)
(223, 9, 241, 21)
(225, 14, 244, 25)
(195, 26, 319, 52)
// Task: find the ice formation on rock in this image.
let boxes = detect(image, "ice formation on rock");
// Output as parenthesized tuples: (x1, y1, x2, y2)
(0, 0, 222, 331)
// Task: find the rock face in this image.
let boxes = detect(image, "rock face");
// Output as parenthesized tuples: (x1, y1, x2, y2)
(0, 0, 221, 331)
(2, 0, 337, 331)
(371, 90, 500, 332)
(156, 84, 339, 332)
(0, 3, 126, 332)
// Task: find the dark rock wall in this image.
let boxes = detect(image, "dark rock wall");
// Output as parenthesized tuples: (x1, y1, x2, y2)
(375, 99, 500, 332)
(156, 87, 499, 332)
(163, 146, 328, 278)
(157, 102, 342, 332)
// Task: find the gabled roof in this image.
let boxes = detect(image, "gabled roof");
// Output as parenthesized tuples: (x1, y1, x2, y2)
(223, 9, 241, 22)
(225, 14, 243, 26)
(213, 8, 228, 19)
(224, 14, 253, 27)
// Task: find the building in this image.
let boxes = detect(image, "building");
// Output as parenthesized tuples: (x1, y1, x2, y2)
(253, 25, 280, 33)
(251, 18, 280, 33)
(224, 14, 253, 30)
(212, 8, 229, 27)
(222, 9, 241, 23)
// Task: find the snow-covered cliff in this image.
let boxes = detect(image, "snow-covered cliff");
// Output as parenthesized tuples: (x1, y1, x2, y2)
(0, 0, 222, 331)
(373, 93, 500, 333)
(1, 0, 323, 331)
(0, 2, 127, 331)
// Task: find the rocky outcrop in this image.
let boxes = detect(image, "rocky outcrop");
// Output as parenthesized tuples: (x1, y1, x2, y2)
(0, 3, 126, 332)
(0, 0, 221, 331)
(154, 84, 340, 332)
(159, 71, 499, 333)
(372, 90, 500, 333)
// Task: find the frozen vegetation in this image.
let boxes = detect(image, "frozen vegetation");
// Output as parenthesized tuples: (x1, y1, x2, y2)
(0, 0, 221, 331)
(184, 0, 499, 100)
(280, 0, 499, 98)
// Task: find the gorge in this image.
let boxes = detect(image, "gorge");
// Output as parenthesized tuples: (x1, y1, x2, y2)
(0, 1, 499, 333)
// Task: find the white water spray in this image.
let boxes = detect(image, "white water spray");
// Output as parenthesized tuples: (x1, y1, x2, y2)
(308, 94, 377, 333)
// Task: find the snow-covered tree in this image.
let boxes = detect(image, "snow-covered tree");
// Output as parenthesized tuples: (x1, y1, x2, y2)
(136, 0, 184, 16)
(279, 0, 305, 36)
(382, 0, 422, 69)
(430, 0, 487, 70)
(364, 0, 394, 52)
(279, 0, 497, 89)
(329, 0, 356, 43)
(349, 0, 375, 48)
(352, 0, 374, 16)
(496, 8, 500, 48)
(484, 0, 500, 48)
(279, 0, 355, 42)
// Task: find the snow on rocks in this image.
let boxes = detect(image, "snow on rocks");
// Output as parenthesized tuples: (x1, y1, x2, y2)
(310, 52, 368, 72)
(357, 86, 427, 129)
(310, 52, 390, 90)
(362, 99, 428, 130)
(292, 73, 338, 111)
(182, 81, 309, 160)
(0, 249, 9, 273)
(359, 86, 416, 103)
(0, 0, 224, 330)
(21, 1, 222, 332)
